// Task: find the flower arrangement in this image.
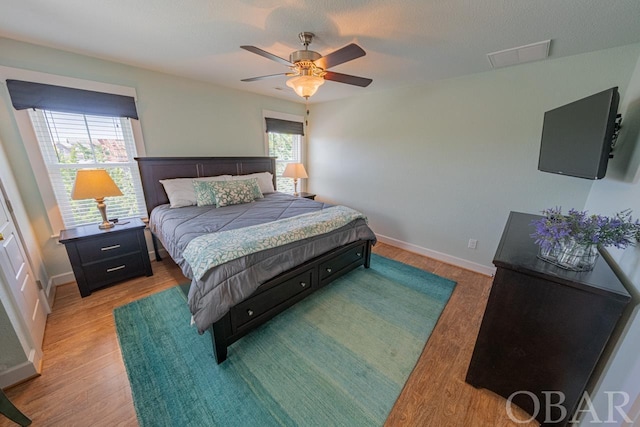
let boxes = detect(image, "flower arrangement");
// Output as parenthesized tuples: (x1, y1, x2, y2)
(530, 207, 640, 270)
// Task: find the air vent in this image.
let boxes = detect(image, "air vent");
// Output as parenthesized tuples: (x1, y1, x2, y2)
(487, 40, 551, 69)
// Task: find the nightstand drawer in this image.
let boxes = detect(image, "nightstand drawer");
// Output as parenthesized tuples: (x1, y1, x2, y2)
(76, 233, 140, 263)
(83, 253, 146, 288)
(59, 218, 153, 297)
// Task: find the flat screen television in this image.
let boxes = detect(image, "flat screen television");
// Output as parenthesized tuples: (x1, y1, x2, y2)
(538, 87, 620, 180)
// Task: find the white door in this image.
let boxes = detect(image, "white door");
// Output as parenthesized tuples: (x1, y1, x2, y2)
(0, 183, 47, 348)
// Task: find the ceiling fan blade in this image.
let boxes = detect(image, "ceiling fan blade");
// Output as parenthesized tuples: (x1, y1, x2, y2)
(314, 43, 366, 70)
(241, 73, 290, 82)
(240, 46, 292, 66)
(323, 71, 372, 87)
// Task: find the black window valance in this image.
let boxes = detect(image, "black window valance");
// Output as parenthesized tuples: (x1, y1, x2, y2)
(6, 79, 138, 119)
(265, 117, 304, 136)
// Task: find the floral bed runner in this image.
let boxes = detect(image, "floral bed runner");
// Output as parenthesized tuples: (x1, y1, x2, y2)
(183, 205, 366, 281)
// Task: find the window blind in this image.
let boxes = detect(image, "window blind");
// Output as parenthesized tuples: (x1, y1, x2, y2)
(265, 118, 304, 136)
(28, 109, 146, 228)
(7, 80, 138, 119)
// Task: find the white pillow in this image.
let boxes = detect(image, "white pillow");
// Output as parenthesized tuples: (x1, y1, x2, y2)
(159, 175, 231, 208)
(230, 172, 275, 194)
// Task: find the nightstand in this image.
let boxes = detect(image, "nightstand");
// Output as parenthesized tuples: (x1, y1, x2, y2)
(295, 192, 316, 200)
(59, 218, 153, 297)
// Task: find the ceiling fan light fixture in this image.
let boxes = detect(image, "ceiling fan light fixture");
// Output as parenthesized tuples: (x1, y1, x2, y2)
(286, 75, 325, 99)
(241, 32, 371, 96)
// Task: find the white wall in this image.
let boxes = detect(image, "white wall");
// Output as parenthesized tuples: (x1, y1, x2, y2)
(579, 51, 640, 426)
(306, 41, 640, 424)
(0, 36, 305, 278)
(307, 43, 640, 421)
(308, 43, 640, 272)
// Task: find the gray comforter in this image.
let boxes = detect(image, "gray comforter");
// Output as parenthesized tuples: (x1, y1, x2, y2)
(150, 192, 376, 332)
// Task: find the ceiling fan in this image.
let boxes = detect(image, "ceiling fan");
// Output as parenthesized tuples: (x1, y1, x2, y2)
(241, 32, 372, 99)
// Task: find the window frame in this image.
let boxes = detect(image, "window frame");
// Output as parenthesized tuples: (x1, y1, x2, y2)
(0, 66, 146, 236)
(262, 110, 306, 193)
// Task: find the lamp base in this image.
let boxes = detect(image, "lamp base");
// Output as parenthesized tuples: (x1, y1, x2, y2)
(96, 198, 114, 229)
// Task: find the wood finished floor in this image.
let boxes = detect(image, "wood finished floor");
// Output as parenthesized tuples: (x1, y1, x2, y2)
(1, 242, 536, 426)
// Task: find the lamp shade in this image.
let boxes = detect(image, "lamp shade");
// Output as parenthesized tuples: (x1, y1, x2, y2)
(282, 163, 308, 179)
(71, 168, 123, 200)
(286, 75, 325, 99)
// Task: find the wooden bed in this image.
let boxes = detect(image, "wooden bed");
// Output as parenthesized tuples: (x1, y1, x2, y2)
(136, 156, 373, 363)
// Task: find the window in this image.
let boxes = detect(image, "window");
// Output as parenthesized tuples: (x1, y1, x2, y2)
(268, 132, 303, 193)
(264, 113, 305, 193)
(26, 110, 145, 228)
(3, 74, 146, 232)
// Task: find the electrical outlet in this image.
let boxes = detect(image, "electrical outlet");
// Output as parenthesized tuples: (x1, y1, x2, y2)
(468, 239, 478, 249)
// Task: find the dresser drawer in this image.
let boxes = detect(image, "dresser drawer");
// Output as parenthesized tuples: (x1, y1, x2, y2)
(319, 242, 367, 282)
(82, 252, 146, 289)
(76, 232, 141, 263)
(231, 268, 314, 330)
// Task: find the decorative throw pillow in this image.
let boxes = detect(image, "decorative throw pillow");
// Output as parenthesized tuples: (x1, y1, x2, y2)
(229, 177, 264, 200)
(193, 178, 263, 207)
(192, 180, 219, 207)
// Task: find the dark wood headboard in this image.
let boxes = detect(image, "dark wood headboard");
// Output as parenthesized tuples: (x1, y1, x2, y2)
(135, 156, 277, 215)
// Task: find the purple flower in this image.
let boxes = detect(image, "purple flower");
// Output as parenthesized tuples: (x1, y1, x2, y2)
(531, 207, 640, 250)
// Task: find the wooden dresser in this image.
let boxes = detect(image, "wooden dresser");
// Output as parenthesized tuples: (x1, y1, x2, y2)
(466, 211, 630, 426)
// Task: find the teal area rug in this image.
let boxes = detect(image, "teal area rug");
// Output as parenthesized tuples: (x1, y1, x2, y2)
(114, 254, 456, 426)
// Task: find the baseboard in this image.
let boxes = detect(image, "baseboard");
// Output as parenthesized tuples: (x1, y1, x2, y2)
(51, 238, 494, 285)
(0, 350, 41, 388)
(375, 234, 496, 277)
(149, 247, 168, 260)
(48, 272, 75, 289)
(44, 278, 58, 307)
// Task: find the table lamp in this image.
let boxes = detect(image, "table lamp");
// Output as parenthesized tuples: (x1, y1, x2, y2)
(282, 163, 308, 196)
(71, 168, 123, 229)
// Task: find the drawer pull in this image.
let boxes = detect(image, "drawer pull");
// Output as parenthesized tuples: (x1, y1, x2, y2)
(247, 309, 254, 317)
(356, 252, 362, 257)
(300, 282, 307, 288)
(106, 265, 126, 273)
(326, 267, 332, 273)
(101, 244, 121, 251)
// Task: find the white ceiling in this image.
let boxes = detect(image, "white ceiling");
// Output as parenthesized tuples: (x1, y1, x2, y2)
(1, 0, 640, 104)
